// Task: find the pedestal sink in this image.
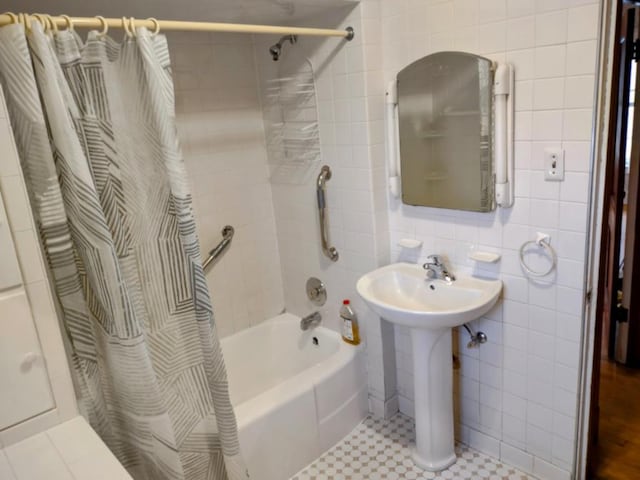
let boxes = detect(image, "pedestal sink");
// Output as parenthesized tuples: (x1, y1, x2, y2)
(356, 262, 502, 471)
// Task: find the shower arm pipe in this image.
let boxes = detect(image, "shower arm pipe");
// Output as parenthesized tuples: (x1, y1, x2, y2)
(0, 14, 355, 40)
(385, 79, 401, 198)
(202, 225, 234, 273)
(494, 62, 515, 208)
(316, 166, 339, 262)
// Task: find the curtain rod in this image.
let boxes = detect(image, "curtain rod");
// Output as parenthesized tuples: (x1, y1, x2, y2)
(0, 13, 355, 40)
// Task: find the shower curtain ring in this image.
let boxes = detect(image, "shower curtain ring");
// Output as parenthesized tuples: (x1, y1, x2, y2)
(32, 13, 47, 31)
(146, 17, 160, 36)
(61, 15, 74, 32)
(17, 13, 30, 32)
(3, 12, 18, 24)
(121, 16, 131, 37)
(96, 16, 108, 36)
(46, 15, 59, 33)
(129, 17, 137, 37)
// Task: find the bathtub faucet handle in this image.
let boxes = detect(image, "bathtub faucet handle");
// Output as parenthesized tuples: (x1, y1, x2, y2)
(306, 277, 327, 306)
(300, 311, 322, 330)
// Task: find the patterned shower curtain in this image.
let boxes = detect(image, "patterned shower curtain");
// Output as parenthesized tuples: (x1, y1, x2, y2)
(0, 22, 248, 480)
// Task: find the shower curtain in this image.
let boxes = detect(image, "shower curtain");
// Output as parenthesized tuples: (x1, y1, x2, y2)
(0, 22, 248, 480)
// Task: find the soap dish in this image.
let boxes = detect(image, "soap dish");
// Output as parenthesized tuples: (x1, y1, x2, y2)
(398, 238, 423, 249)
(468, 251, 501, 263)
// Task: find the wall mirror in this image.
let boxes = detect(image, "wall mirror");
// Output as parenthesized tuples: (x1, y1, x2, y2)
(397, 51, 495, 212)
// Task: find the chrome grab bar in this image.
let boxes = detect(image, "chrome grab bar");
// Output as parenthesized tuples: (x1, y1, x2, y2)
(316, 165, 339, 262)
(203, 225, 234, 272)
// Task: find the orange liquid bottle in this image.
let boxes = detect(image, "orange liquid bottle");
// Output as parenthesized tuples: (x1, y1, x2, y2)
(340, 299, 360, 345)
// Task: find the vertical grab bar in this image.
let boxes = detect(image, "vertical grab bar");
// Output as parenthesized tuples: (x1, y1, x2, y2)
(316, 165, 339, 262)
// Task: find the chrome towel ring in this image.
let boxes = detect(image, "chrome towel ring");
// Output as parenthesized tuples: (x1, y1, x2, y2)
(519, 233, 557, 277)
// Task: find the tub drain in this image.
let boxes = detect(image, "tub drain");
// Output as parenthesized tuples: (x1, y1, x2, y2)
(312, 337, 319, 346)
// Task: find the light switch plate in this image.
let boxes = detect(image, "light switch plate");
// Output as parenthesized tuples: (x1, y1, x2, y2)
(544, 148, 565, 181)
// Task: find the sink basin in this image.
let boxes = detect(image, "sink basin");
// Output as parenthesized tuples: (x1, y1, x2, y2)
(356, 262, 502, 329)
(357, 262, 502, 472)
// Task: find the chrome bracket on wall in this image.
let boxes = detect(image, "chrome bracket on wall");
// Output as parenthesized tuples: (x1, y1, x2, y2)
(316, 165, 339, 262)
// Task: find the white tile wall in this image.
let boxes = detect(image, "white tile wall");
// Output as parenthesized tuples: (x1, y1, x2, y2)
(0, 87, 77, 446)
(364, 0, 601, 477)
(168, 32, 285, 337)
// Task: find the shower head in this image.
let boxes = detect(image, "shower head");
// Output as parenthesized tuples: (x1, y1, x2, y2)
(269, 43, 282, 61)
(269, 34, 297, 61)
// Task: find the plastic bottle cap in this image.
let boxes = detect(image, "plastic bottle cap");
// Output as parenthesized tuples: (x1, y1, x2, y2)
(343, 299, 350, 305)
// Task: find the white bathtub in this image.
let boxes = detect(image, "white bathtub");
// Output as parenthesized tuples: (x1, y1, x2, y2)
(221, 313, 368, 480)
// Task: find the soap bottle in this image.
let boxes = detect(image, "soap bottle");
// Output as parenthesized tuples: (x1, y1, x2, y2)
(340, 299, 360, 345)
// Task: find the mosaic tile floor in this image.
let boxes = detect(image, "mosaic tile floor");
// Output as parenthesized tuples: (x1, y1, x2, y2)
(292, 414, 534, 480)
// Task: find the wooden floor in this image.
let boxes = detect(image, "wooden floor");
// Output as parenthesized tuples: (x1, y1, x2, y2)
(594, 357, 640, 479)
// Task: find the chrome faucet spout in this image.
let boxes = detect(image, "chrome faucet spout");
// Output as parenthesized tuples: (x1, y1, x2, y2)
(423, 255, 455, 282)
(300, 311, 322, 330)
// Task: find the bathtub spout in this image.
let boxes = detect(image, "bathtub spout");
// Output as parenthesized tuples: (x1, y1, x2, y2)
(300, 312, 322, 330)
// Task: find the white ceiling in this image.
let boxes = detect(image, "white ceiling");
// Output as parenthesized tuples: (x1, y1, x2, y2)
(2, 0, 358, 25)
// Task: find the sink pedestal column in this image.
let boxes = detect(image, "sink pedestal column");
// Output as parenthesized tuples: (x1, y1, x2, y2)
(410, 327, 456, 472)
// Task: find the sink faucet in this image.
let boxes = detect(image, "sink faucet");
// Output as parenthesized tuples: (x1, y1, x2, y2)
(300, 311, 322, 330)
(423, 255, 456, 282)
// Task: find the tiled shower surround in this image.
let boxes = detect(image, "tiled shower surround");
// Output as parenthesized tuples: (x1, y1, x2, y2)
(168, 1, 601, 479)
(169, 31, 285, 337)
